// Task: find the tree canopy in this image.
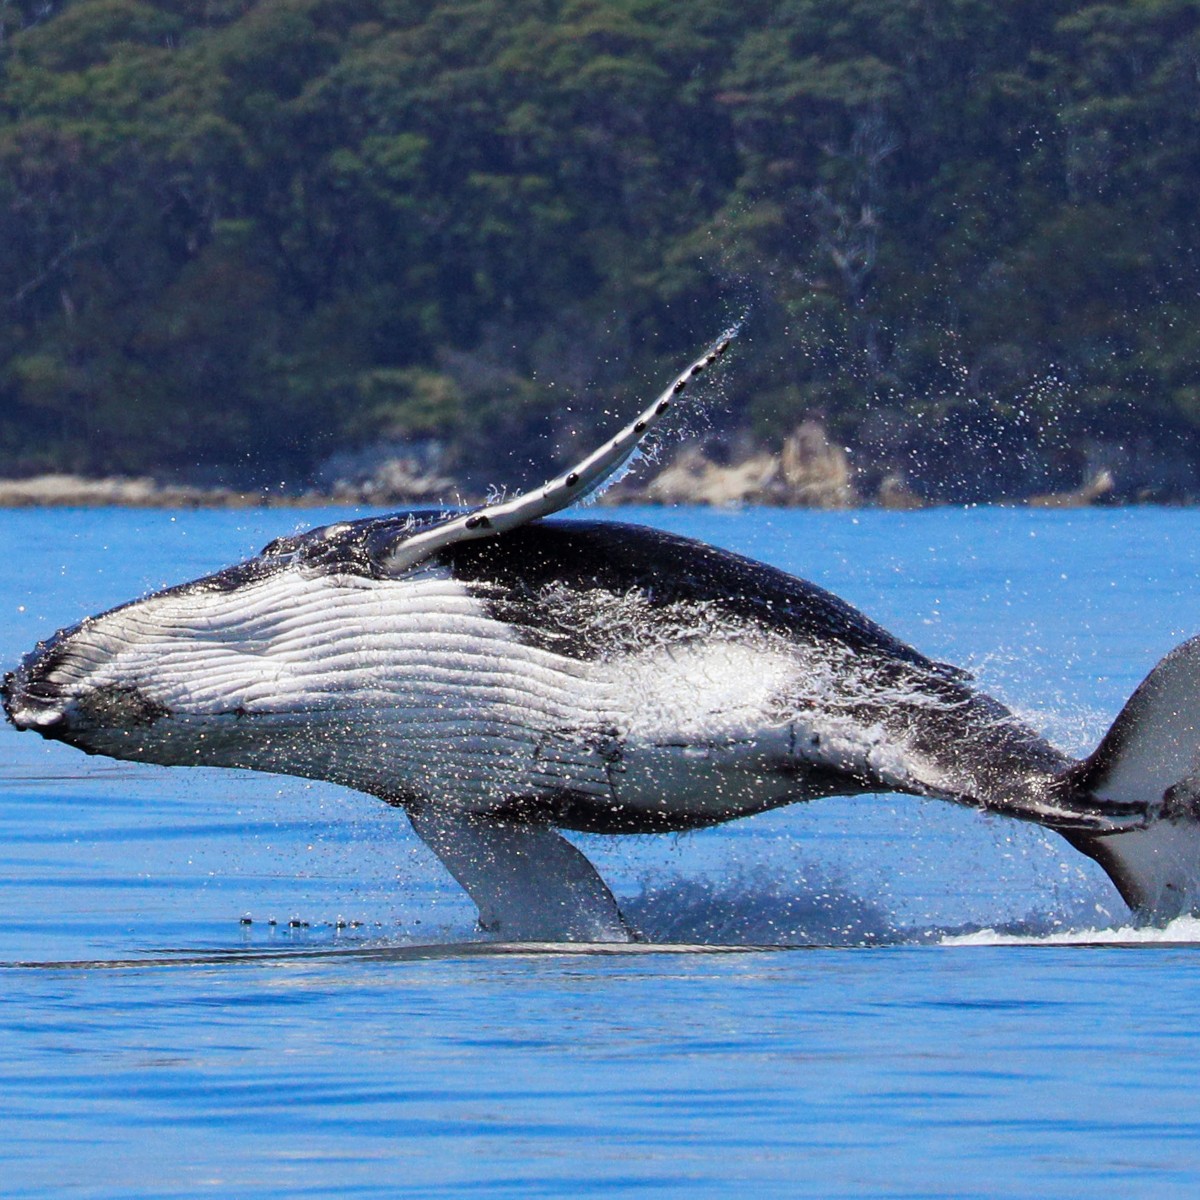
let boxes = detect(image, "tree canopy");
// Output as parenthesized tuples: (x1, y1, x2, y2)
(2, 0, 1198, 499)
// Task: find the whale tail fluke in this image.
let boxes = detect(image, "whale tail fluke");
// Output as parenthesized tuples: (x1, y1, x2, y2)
(1063, 637, 1200, 919)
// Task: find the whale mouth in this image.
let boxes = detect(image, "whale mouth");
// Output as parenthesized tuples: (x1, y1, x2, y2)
(5, 673, 170, 744)
(4, 624, 83, 729)
(6, 700, 72, 735)
(3, 659, 77, 740)
(3, 627, 171, 749)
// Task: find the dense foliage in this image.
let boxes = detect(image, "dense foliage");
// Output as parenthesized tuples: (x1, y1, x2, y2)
(2, 0, 1198, 498)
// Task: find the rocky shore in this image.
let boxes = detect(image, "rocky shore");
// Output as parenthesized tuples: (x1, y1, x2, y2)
(0, 475, 266, 508)
(0, 423, 1178, 510)
(0, 458, 455, 510)
(612, 421, 861, 508)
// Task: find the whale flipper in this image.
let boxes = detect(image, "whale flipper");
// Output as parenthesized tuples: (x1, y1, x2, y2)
(376, 327, 738, 575)
(1063, 637, 1200, 918)
(407, 803, 633, 942)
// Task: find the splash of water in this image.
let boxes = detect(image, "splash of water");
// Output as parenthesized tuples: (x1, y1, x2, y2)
(942, 914, 1200, 946)
(622, 868, 901, 946)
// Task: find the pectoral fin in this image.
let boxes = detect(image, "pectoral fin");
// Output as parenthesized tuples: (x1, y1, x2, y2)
(406, 804, 633, 942)
(376, 328, 739, 575)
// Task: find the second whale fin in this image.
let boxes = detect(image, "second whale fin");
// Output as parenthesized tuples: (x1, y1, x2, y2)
(406, 803, 634, 942)
(376, 327, 739, 576)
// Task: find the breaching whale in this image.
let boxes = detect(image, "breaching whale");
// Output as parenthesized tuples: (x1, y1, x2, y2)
(5, 331, 1200, 941)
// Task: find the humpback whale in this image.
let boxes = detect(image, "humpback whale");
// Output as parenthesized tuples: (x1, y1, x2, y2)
(5, 331, 1200, 941)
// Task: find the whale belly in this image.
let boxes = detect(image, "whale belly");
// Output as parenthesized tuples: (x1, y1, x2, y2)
(18, 564, 604, 802)
(22, 556, 876, 824)
(567, 639, 824, 830)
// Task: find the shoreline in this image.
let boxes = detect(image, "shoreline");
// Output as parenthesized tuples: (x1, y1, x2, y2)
(5, 422, 1188, 511)
(0, 472, 1191, 511)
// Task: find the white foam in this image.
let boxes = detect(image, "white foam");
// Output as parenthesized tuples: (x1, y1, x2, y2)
(941, 913, 1200, 946)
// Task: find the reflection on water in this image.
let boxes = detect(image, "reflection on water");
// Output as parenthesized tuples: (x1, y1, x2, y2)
(3, 505, 1200, 1196)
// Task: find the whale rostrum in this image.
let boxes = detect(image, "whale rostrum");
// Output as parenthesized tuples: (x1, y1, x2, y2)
(5, 330, 1200, 940)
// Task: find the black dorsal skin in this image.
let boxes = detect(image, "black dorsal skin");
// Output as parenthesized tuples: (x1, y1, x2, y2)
(443, 518, 958, 670)
(106, 509, 960, 669)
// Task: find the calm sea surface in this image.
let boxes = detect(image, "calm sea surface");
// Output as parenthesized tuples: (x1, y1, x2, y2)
(3, 504, 1200, 1197)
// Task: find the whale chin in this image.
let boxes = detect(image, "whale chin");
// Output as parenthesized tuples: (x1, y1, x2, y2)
(5, 684, 165, 761)
(2, 663, 72, 737)
(3, 624, 177, 762)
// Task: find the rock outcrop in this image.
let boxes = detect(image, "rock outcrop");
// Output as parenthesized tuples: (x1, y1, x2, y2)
(621, 421, 860, 508)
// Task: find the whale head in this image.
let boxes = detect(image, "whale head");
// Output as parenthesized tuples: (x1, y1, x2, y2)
(3, 549, 301, 767)
(4, 617, 172, 756)
(0, 517, 456, 791)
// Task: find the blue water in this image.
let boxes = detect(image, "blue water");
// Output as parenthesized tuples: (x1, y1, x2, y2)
(3, 504, 1200, 1196)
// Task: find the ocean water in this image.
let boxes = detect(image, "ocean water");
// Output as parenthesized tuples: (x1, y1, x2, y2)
(3, 503, 1200, 1197)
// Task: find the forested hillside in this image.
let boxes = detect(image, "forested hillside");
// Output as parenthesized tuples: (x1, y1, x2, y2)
(2, 0, 1198, 500)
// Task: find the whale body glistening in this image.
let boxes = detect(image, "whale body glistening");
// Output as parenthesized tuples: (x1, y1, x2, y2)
(5, 333, 1200, 940)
